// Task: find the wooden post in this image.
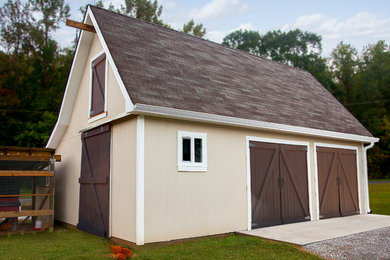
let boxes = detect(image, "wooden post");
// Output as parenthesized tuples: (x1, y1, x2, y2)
(66, 19, 96, 33)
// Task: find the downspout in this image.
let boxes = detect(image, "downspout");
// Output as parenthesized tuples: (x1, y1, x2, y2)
(362, 140, 377, 213)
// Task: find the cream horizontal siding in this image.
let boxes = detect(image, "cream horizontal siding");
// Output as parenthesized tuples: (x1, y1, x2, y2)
(54, 34, 126, 226)
(111, 117, 137, 242)
(143, 116, 366, 243)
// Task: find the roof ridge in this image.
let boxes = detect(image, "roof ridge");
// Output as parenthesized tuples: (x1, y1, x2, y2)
(88, 5, 310, 74)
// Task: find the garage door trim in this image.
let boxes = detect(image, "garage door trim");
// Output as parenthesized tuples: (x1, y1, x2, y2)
(246, 136, 313, 231)
(313, 142, 362, 221)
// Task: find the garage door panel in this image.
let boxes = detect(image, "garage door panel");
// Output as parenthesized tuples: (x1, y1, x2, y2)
(317, 146, 359, 219)
(250, 141, 310, 228)
(280, 147, 310, 222)
(250, 142, 281, 228)
(338, 152, 359, 215)
(317, 150, 340, 218)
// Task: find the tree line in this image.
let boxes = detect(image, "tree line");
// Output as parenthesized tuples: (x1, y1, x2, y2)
(0, 0, 389, 178)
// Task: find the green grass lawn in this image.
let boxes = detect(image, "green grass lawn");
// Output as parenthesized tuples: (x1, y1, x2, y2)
(0, 227, 320, 260)
(0, 227, 112, 260)
(369, 181, 390, 215)
(2, 181, 389, 259)
(133, 235, 319, 259)
(369, 178, 390, 183)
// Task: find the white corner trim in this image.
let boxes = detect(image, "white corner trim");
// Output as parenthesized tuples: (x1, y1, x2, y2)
(133, 104, 379, 144)
(313, 142, 361, 220)
(245, 136, 251, 231)
(313, 143, 320, 221)
(307, 144, 314, 221)
(362, 141, 376, 213)
(109, 127, 113, 238)
(245, 136, 312, 230)
(87, 7, 133, 113)
(136, 115, 145, 245)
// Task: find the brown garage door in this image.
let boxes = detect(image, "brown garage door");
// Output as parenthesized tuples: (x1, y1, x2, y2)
(250, 141, 310, 228)
(317, 147, 359, 219)
(77, 124, 111, 237)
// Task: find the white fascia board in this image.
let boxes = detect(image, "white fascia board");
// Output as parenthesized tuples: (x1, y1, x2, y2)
(47, 9, 134, 148)
(87, 7, 133, 113)
(132, 103, 379, 144)
(47, 20, 95, 148)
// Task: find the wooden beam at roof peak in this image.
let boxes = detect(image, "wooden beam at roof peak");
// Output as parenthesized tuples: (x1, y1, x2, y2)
(66, 19, 96, 33)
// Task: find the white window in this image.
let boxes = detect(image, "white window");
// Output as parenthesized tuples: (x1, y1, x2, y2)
(177, 131, 207, 172)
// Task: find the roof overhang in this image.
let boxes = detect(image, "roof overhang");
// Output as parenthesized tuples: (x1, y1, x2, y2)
(47, 6, 379, 149)
(46, 6, 133, 149)
(132, 104, 379, 144)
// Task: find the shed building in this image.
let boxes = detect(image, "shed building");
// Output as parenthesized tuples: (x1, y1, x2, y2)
(47, 6, 378, 245)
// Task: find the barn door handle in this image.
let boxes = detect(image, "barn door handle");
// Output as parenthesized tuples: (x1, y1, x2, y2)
(277, 177, 284, 188)
(336, 176, 342, 186)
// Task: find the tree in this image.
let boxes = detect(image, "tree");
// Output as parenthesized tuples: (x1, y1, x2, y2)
(120, 0, 163, 25)
(0, 0, 32, 54)
(0, 0, 71, 147)
(182, 19, 206, 38)
(222, 28, 334, 92)
(222, 29, 261, 55)
(260, 29, 322, 64)
(331, 42, 359, 105)
(30, 0, 70, 45)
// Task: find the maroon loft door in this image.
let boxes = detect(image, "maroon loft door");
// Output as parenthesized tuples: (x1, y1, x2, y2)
(250, 141, 310, 228)
(77, 124, 110, 237)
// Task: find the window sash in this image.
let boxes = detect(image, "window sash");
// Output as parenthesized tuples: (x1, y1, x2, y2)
(178, 131, 207, 171)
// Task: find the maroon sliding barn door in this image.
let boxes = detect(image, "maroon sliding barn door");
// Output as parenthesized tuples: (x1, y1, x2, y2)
(317, 147, 359, 219)
(250, 141, 310, 228)
(77, 124, 111, 237)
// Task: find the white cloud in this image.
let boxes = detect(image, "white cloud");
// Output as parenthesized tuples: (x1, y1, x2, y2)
(206, 30, 227, 43)
(283, 12, 390, 56)
(206, 23, 256, 43)
(234, 23, 255, 31)
(159, 0, 178, 10)
(51, 26, 76, 48)
(190, 0, 250, 21)
(102, 0, 122, 8)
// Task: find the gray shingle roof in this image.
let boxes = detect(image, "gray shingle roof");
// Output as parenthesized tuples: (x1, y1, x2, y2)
(90, 6, 372, 137)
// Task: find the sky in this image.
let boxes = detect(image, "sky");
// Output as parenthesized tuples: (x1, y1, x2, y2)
(5, 0, 390, 57)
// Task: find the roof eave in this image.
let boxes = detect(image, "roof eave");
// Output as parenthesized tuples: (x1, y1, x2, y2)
(46, 6, 134, 149)
(132, 103, 379, 144)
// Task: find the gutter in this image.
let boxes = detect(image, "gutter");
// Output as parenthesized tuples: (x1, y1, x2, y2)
(132, 103, 379, 144)
(362, 140, 378, 213)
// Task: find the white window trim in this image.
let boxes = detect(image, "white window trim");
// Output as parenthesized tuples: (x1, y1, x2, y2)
(88, 49, 108, 123)
(245, 136, 312, 231)
(313, 142, 361, 221)
(177, 131, 207, 172)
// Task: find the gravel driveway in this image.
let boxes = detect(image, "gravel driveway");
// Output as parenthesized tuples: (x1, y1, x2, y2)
(303, 226, 390, 260)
